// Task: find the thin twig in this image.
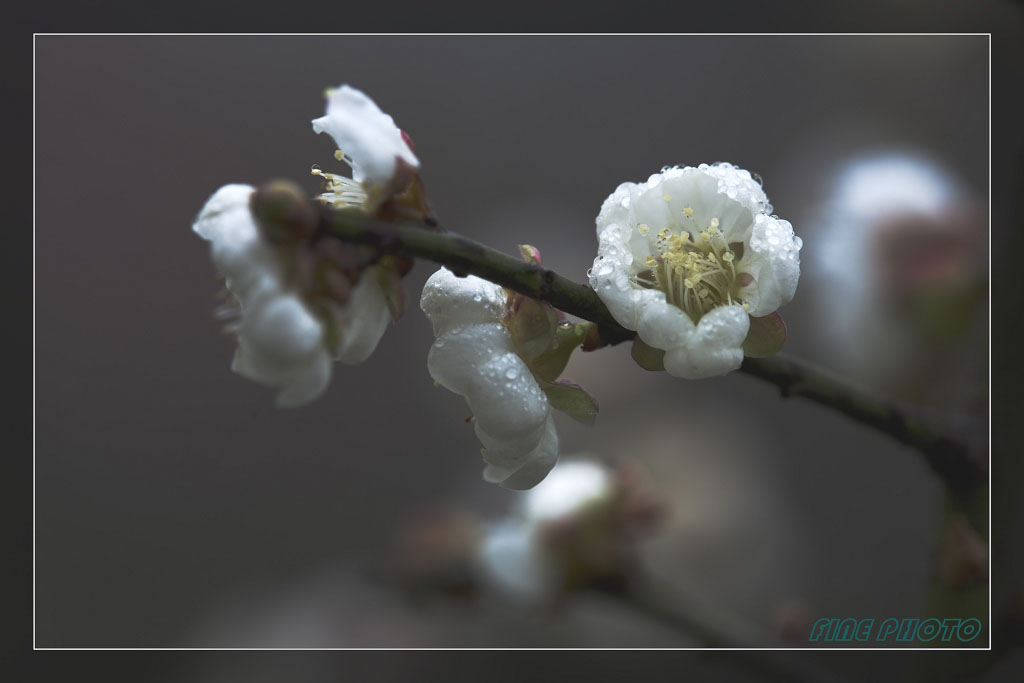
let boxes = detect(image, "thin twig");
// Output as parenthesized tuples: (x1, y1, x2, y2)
(318, 207, 986, 501)
(598, 575, 851, 682)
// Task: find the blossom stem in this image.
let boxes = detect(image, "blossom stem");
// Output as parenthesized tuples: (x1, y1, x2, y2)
(317, 206, 986, 501)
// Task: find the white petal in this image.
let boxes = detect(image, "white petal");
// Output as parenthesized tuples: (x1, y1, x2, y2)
(594, 181, 639, 235)
(663, 305, 749, 379)
(275, 349, 333, 408)
(743, 215, 802, 316)
(427, 324, 549, 441)
(698, 162, 771, 220)
(520, 457, 612, 522)
(475, 520, 555, 603)
(663, 172, 755, 244)
(419, 267, 506, 336)
(192, 183, 256, 246)
(475, 416, 548, 470)
(311, 85, 419, 188)
(488, 415, 559, 491)
(636, 297, 696, 352)
(233, 291, 326, 384)
(333, 266, 392, 364)
(193, 184, 282, 301)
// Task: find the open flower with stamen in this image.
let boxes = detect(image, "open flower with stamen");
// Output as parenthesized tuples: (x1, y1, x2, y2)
(193, 184, 391, 406)
(590, 163, 802, 378)
(311, 84, 421, 213)
(421, 268, 559, 490)
(192, 85, 428, 405)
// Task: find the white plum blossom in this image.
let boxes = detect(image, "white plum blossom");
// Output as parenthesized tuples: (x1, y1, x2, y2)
(192, 85, 422, 406)
(193, 184, 391, 406)
(311, 85, 420, 209)
(475, 458, 616, 603)
(813, 153, 983, 396)
(590, 163, 802, 378)
(420, 267, 558, 490)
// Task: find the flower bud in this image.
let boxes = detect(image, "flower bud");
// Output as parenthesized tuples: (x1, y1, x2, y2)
(251, 179, 320, 244)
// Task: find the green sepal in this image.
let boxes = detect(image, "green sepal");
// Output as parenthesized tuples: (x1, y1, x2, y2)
(529, 321, 592, 383)
(370, 266, 407, 322)
(509, 297, 558, 362)
(540, 379, 599, 426)
(742, 312, 787, 358)
(630, 337, 665, 371)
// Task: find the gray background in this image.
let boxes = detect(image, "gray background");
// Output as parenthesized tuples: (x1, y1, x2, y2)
(36, 35, 990, 664)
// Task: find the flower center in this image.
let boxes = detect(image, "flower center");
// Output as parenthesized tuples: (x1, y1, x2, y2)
(311, 149, 367, 208)
(632, 211, 749, 323)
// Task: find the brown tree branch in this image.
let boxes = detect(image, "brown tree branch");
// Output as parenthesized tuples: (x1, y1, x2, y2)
(316, 205, 986, 501)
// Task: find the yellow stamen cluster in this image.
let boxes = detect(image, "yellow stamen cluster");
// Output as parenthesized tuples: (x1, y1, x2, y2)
(311, 164, 366, 208)
(633, 214, 745, 323)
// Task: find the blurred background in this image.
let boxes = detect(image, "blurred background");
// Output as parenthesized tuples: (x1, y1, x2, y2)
(35, 34, 996, 677)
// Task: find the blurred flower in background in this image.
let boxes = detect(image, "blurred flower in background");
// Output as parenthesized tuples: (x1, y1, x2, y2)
(475, 456, 664, 604)
(811, 151, 987, 409)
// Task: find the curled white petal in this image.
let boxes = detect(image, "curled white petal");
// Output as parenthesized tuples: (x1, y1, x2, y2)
(419, 266, 507, 335)
(311, 85, 419, 189)
(192, 184, 280, 301)
(590, 163, 800, 378)
(662, 304, 749, 379)
(421, 267, 558, 489)
(228, 283, 333, 407)
(331, 266, 393, 364)
(741, 215, 802, 316)
(481, 415, 559, 491)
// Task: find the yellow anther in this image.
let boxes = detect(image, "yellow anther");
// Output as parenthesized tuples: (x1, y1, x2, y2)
(700, 230, 711, 242)
(658, 228, 671, 239)
(722, 251, 735, 263)
(334, 149, 345, 161)
(432, 380, 441, 388)
(683, 207, 694, 217)
(680, 231, 690, 241)
(645, 255, 657, 267)
(710, 217, 720, 229)
(684, 277, 697, 289)
(698, 288, 710, 298)
(742, 302, 751, 312)
(637, 223, 649, 235)
(662, 194, 672, 202)
(674, 265, 685, 276)
(707, 251, 718, 262)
